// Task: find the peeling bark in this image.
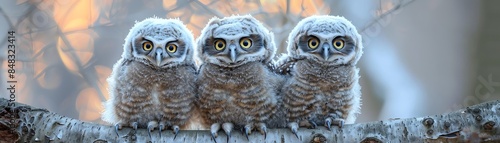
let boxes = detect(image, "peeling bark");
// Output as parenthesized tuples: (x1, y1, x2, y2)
(1, 98, 499, 143)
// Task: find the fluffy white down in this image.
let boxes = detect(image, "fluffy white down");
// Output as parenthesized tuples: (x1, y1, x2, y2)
(286, 15, 364, 65)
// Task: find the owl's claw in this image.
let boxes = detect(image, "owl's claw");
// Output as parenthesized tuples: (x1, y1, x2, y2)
(158, 122, 165, 138)
(114, 123, 123, 136)
(288, 122, 299, 139)
(325, 118, 332, 131)
(333, 119, 344, 128)
(244, 124, 252, 141)
(308, 119, 317, 129)
(244, 131, 249, 141)
(131, 122, 138, 130)
(256, 123, 267, 139)
(325, 117, 344, 130)
(210, 123, 221, 143)
(211, 133, 217, 143)
(147, 129, 152, 139)
(172, 125, 180, 139)
(222, 123, 233, 142)
(147, 121, 158, 139)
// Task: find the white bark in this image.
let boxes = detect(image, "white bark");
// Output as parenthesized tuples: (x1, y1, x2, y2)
(1, 98, 499, 143)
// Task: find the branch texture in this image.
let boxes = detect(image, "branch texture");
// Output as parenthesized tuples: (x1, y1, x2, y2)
(0, 98, 499, 142)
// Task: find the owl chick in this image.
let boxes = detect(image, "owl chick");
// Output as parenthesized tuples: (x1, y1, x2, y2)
(275, 15, 363, 136)
(195, 15, 282, 141)
(102, 17, 197, 138)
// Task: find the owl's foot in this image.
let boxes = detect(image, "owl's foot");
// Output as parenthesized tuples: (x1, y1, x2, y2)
(172, 125, 180, 139)
(256, 123, 267, 139)
(131, 122, 138, 131)
(243, 124, 253, 141)
(158, 122, 165, 138)
(147, 121, 158, 139)
(325, 118, 344, 130)
(222, 122, 233, 142)
(287, 122, 299, 139)
(210, 123, 221, 143)
(114, 123, 123, 136)
(308, 119, 317, 129)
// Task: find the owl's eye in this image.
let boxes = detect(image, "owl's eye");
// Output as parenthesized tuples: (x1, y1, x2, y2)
(142, 42, 153, 51)
(333, 39, 344, 50)
(214, 40, 225, 51)
(166, 44, 177, 53)
(308, 37, 319, 49)
(240, 38, 252, 49)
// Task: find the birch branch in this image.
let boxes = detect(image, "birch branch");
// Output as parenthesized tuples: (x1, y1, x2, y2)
(0, 98, 499, 143)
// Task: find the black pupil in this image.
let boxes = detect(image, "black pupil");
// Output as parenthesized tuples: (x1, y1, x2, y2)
(243, 41, 249, 46)
(168, 45, 174, 51)
(335, 41, 341, 47)
(145, 44, 151, 49)
(217, 42, 223, 48)
(311, 41, 317, 46)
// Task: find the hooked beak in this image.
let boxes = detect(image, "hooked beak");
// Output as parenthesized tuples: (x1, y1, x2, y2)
(156, 49, 163, 66)
(229, 45, 237, 62)
(322, 44, 330, 60)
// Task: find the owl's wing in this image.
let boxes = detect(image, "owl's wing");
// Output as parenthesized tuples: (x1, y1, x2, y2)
(272, 54, 302, 75)
(102, 58, 133, 124)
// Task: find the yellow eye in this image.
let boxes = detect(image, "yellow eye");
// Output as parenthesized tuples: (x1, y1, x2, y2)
(240, 38, 252, 49)
(214, 40, 225, 51)
(308, 37, 319, 49)
(166, 44, 177, 53)
(333, 39, 344, 50)
(142, 42, 153, 51)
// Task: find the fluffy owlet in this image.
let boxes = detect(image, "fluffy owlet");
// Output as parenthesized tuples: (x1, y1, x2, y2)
(102, 17, 197, 138)
(275, 15, 363, 136)
(195, 15, 282, 141)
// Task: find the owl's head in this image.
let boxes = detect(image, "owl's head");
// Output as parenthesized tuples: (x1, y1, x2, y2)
(287, 15, 363, 66)
(196, 15, 276, 68)
(122, 17, 195, 68)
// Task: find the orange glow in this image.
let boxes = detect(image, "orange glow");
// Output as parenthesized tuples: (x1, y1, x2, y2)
(163, 0, 177, 10)
(57, 31, 97, 73)
(188, 14, 210, 37)
(95, 65, 112, 99)
(54, 0, 99, 32)
(76, 88, 105, 121)
(14, 73, 29, 104)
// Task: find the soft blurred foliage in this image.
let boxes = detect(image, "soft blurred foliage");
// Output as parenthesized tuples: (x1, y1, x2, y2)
(1, 0, 498, 124)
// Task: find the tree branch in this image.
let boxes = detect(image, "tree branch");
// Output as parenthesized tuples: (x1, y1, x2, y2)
(1, 98, 499, 142)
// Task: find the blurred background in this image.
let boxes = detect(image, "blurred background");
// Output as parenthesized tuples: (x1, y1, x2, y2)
(1, 0, 499, 125)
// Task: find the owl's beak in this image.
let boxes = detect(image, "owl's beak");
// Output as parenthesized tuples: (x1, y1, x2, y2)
(229, 45, 237, 62)
(156, 49, 163, 66)
(322, 44, 330, 60)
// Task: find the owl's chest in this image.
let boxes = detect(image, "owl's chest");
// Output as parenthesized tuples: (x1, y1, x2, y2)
(290, 65, 354, 98)
(123, 64, 191, 93)
(199, 64, 270, 99)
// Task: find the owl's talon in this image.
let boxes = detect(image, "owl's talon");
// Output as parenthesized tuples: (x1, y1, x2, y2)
(147, 121, 157, 139)
(244, 124, 252, 141)
(114, 123, 123, 136)
(244, 132, 249, 141)
(325, 118, 332, 131)
(308, 119, 317, 129)
(211, 132, 218, 143)
(131, 122, 138, 130)
(158, 122, 165, 138)
(256, 123, 267, 139)
(172, 125, 180, 139)
(333, 119, 344, 128)
(147, 129, 153, 139)
(291, 129, 299, 139)
(222, 123, 233, 142)
(210, 123, 221, 142)
(288, 122, 299, 139)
